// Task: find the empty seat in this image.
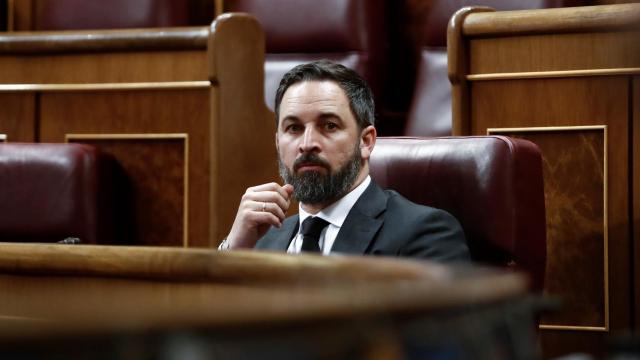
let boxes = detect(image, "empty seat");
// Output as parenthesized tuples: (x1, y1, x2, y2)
(225, 0, 388, 112)
(0, 143, 113, 244)
(26, 0, 208, 30)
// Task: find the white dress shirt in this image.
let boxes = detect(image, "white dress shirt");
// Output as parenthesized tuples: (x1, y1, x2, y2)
(287, 175, 371, 255)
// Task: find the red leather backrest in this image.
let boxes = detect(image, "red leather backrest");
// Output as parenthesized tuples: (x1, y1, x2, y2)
(370, 136, 547, 291)
(33, 0, 191, 30)
(0, 143, 112, 244)
(226, 0, 387, 111)
(421, 0, 582, 48)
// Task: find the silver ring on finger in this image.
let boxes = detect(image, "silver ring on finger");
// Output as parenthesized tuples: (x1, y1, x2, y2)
(262, 202, 267, 212)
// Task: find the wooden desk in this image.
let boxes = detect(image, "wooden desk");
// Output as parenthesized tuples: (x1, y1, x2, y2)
(0, 243, 535, 359)
(0, 13, 278, 248)
(449, 3, 640, 357)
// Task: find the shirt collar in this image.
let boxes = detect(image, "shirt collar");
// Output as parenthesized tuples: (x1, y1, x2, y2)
(298, 175, 371, 228)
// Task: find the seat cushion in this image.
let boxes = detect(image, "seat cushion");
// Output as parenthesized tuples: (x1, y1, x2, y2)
(0, 143, 108, 244)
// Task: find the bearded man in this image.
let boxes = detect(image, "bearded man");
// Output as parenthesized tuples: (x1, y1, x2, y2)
(219, 60, 469, 262)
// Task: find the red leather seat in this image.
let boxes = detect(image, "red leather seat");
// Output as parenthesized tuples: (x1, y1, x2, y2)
(0, 143, 113, 244)
(225, 0, 388, 113)
(370, 136, 547, 291)
(404, 0, 586, 136)
(31, 0, 198, 30)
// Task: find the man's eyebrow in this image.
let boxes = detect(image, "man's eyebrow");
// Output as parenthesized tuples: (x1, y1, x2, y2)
(280, 115, 300, 124)
(318, 112, 343, 123)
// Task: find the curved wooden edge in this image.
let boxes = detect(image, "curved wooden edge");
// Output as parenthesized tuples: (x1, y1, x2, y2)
(208, 12, 264, 86)
(0, 244, 529, 339)
(447, 6, 494, 136)
(0, 243, 530, 314)
(447, 6, 494, 85)
(0, 81, 211, 92)
(0, 243, 450, 284)
(208, 12, 278, 244)
(462, 3, 640, 38)
(0, 26, 209, 54)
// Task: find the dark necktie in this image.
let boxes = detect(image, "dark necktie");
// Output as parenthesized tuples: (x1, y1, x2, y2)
(300, 216, 330, 252)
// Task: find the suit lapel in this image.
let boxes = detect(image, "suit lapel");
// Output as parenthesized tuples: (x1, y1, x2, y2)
(258, 215, 299, 251)
(330, 181, 387, 254)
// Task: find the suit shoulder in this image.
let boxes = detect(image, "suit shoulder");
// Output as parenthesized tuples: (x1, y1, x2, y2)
(383, 190, 456, 221)
(377, 189, 469, 261)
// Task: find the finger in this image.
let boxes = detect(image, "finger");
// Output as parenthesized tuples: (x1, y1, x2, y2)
(248, 182, 293, 202)
(282, 183, 294, 196)
(244, 200, 286, 222)
(243, 191, 289, 212)
(246, 210, 283, 228)
(261, 201, 286, 220)
(246, 182, 286, 195)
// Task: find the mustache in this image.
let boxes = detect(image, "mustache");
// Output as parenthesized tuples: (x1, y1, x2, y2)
(293, 153, 331, 172)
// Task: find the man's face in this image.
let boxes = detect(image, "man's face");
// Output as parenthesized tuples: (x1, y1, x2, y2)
(276, 80, 372, 204)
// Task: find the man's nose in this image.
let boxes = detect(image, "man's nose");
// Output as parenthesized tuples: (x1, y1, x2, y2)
(299, 126, 320, 153)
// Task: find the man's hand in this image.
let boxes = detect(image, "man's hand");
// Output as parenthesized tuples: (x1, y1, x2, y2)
(226, 182, 294, 249)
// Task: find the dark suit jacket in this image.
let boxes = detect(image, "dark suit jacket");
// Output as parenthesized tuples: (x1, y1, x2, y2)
(256, 181, 470, 262)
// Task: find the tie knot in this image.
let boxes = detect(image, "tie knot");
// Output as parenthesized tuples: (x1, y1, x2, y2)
(301, 216, 330, 238)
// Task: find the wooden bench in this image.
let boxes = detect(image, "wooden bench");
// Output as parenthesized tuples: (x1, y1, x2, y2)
(0, 13, 278, 247)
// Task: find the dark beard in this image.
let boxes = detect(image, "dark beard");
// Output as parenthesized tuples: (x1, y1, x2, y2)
(278, 144, 362, 204)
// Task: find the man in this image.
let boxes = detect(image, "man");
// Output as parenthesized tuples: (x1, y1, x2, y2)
(220, 60, 469, 261)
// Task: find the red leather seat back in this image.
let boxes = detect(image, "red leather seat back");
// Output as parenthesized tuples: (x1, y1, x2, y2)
(404, 0, 587, 136)
(33, 0, 191, 30)
(226, 0, 387, 111)
(0, 143, 111, 244)
(370, 136, 547, 291)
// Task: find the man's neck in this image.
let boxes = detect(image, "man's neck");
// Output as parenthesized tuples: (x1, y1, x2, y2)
(300, 171, 369, 214)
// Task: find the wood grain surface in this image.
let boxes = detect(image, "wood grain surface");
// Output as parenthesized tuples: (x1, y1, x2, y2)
(450, 4, 639, 357)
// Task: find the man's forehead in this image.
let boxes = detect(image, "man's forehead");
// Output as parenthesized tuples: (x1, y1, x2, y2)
(280, 80, 349, 111)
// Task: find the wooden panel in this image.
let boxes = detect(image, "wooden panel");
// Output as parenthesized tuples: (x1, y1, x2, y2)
(10, 0, 31, 31)
(0, 93, 35, 142)
(0, 51, 208, 84)
(471, 77, 630, 328)
(68, 135, 188, 247)
(470, 31, 639, 74)
(470, 77, 627, 129)
(540, 331, 605, 359)
(452, 4, 639, 357)
(490, 127, 607, 329)
(39, 89, 210, 247)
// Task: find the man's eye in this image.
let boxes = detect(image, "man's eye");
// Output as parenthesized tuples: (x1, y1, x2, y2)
(325, 122, 338, 130)
(286, 124, 303, 132)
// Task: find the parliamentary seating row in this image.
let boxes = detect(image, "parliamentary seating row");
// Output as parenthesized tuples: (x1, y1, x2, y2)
(0, 13, 277, 248)
(2, 0, 592, 136)
(226, 0, 590, 135)
(0, 136, 547, 294)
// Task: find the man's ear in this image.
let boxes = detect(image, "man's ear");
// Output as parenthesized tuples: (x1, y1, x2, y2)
(359, 125, 376, 160)
(275, 132, 279, 152)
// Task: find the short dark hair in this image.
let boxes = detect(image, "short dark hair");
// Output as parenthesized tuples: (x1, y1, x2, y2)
(274, 60, 375, 130)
